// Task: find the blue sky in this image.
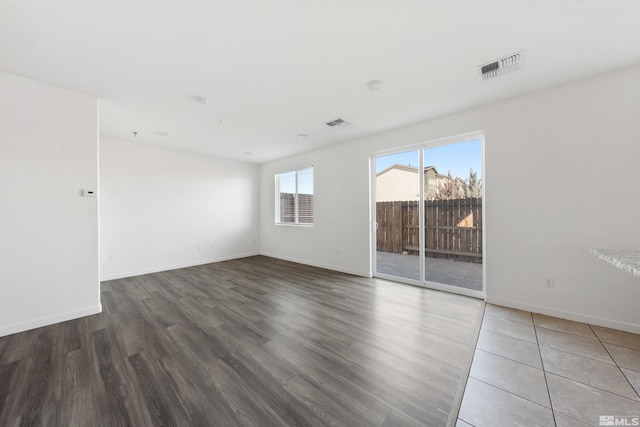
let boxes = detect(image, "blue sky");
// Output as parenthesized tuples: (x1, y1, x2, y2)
(375, 139, 482, 179)
(279, 169, 314, 194)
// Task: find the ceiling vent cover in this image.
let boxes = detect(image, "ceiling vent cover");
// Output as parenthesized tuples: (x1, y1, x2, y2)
(326, 118, 349, 128)
(480, 52, 521, 80)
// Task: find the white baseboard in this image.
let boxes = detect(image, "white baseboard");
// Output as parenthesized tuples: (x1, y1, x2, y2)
(100, 252, 260, 281)
(486, 296, 640, 335)
(259, 251, 371, 278)
(0, 303, 103, 338)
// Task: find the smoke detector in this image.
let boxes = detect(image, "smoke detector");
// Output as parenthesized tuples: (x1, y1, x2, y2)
(326, 118, 350, 128)
(480, 52, 521, 80)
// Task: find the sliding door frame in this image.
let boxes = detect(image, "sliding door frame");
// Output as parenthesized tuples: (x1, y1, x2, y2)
(371, 131, 486, 299)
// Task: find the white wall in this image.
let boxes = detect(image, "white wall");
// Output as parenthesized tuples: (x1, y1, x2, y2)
(0, 71, 100, 337)
(100, 137, 259, 280)
(260, 64, 640, 333)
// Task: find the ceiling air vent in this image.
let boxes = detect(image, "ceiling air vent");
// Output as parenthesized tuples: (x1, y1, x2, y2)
(480, 52, 521, 80)
(326, 118, 349, 128)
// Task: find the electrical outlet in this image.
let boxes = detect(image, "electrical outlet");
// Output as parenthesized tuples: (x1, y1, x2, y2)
(336, 250, 340, 256)
(545, 278, 554, 288)
(107, 256, 114, 263)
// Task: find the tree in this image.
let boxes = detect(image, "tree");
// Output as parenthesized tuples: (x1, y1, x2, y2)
(435, 172, 464, 200)
(435, 169, 482, 200)
(462, 168, 482, 198)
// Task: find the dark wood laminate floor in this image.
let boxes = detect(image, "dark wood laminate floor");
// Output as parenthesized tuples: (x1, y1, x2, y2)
(0, 256, 484, 427)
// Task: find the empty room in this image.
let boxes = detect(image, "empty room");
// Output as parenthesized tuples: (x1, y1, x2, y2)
(1, 2, 640, 426)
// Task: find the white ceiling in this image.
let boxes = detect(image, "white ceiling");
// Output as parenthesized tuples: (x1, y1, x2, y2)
(2, 1, 639, 163)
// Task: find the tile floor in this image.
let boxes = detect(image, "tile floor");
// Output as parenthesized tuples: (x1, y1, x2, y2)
(457, 304, 640, 427)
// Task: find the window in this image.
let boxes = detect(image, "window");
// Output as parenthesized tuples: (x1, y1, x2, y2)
(275, 167, 313, 225)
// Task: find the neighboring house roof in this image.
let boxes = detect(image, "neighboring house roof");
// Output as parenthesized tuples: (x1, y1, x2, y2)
(376, 164, 444, 177)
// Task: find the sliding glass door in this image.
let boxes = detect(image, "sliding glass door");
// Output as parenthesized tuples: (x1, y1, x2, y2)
(374, 150, 422, 285)
(422, 139, 483, 295)
(372, 133, 484, 297)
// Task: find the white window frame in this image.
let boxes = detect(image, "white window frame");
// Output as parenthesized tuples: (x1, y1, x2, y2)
(275, 167, 314, 226)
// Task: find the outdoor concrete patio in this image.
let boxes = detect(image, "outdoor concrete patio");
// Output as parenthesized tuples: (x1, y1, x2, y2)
(376, 251, 483, 291)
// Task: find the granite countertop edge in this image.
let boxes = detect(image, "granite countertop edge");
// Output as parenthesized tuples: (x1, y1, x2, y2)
(591, 249, 640, 278)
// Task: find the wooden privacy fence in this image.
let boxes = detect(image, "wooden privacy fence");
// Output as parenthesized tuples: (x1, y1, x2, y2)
(280, 193, 314, 223)
(376, 198, 482, 262)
